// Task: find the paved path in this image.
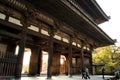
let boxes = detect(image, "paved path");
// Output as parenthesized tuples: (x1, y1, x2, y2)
(11, 75, 114, 80)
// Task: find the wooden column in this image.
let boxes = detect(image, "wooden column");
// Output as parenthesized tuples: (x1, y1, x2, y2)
(47, 29, 54, 79)
(57, 54, 60, 75)
(37, 48, 42, 75)
(52, 52, 60, 75)
(80, 46, 84, 67)
(29, 46, 40, 76)
(80, 43, 85, 71)
(68, 37, 73, 77)
(89, 47, 93, 74)
(76, 57, 79, 74)
(65, 55, 68, 75)
(15, 23, 27, 78)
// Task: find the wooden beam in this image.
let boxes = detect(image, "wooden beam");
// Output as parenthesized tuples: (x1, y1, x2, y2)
(0, 19, 22, 31)
(0, 30, 20, 39)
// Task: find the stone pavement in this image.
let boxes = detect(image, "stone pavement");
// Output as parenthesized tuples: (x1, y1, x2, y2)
(11, 75, 114, 80)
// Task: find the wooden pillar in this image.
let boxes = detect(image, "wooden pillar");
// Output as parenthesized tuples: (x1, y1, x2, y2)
(37, 48, 42, 75)
(80, 43, 85, 71)
(76, 57, 77, 66)
(65, 55, 68, 75)
(81, 46, 84, 67)
(89, 47, 93, 74)
(52, 52, 60, 75)
(68, 37, 73, 77)
(57, 54, 60, 75)
(29, 46, 40, 76)
(47, 28, 54, 79)
(15, 24, 27, 78)
(76, 57, 78, 74)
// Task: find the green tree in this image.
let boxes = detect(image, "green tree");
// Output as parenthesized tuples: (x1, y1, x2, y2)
(92, 45, 120, 74)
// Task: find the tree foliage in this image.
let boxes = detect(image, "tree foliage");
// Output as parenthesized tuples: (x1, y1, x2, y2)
(92, 45, 120, 74)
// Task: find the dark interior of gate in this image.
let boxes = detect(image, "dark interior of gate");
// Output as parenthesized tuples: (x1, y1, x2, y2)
(0, 0, 115, 79)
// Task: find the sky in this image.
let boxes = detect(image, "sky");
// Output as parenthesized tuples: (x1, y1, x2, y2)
(96, 0, 120, 46)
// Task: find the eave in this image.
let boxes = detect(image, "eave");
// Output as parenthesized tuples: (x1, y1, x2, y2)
(25, 0, 114, 46)
(23, 0, 115, 47)
(75, 0, 110, 24)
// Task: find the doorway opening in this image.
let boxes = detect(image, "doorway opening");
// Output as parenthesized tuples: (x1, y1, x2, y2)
(21, 48, 31, 74)
(60, 55, 66, 74)
(41, 51, 48, 74)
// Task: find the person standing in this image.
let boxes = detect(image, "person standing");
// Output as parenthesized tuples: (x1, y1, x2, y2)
(86, 67, 90, 79)
(114, 70, 120, 80)
(102, 68, 105, 79)
(81, 67, 86, 79)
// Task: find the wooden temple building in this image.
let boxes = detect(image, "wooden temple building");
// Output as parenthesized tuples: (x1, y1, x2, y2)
(0, 0, 115, 79)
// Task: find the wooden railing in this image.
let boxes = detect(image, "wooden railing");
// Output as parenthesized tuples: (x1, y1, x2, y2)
(0, 51, 17, 77)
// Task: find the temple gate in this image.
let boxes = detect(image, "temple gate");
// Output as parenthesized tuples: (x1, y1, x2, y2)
(0, 0, 115, 79)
